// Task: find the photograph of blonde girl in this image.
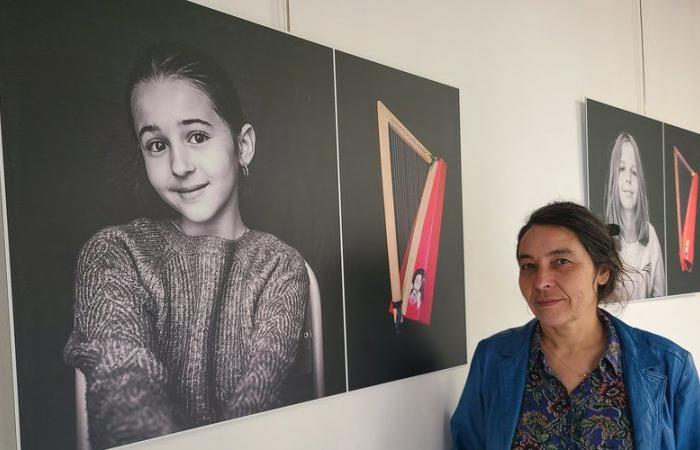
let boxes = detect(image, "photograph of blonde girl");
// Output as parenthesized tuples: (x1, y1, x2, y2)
(62, 43, 311, 449)
(586, 99, 667, 302)
(604, 132, 666, 300)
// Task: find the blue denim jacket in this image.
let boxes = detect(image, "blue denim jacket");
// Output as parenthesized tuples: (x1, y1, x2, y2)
(451, 311, 700, 449)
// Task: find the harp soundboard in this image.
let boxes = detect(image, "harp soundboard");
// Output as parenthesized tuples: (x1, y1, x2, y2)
(377, 101, 446, 325)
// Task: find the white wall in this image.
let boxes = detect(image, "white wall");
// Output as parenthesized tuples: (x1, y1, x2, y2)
(2, 1, 699, 449)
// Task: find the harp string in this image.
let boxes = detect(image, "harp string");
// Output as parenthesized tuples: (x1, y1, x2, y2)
(389, 127, 429, 275)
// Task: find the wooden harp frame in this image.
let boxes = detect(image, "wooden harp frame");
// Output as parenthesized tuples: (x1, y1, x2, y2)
(377, 101, 446, 324)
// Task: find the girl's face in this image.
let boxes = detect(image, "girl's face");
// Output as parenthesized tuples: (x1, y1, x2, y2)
(130, 77, 240, 233)
(617, 141, 639, 211)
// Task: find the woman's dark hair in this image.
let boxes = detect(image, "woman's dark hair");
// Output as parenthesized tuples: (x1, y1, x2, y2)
(517, 201, 626, 304)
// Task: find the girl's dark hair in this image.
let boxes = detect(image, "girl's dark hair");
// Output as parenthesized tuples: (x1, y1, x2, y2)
(126, 42, 247, 135)
(517, 201, 626, 304)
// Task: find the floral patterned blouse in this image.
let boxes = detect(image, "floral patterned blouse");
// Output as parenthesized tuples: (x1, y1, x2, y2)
(511, 314, 634, 449)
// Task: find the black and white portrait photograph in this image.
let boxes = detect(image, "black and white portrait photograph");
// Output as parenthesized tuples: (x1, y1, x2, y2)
(586, 99, 667, 301)
(663, 123, 700, 296)
(335, 51, 466, 391)
(0, 1, 345, 448)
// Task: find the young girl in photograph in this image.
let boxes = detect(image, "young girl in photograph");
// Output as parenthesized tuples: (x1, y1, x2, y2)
(64, 43, 309, 449)
(605, 132, 666, 300)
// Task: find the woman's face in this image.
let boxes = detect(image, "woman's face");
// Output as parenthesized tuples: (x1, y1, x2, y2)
(517, 225, 608, 330)
(130, 77, 240, 232)
(617, 141, 639, 211)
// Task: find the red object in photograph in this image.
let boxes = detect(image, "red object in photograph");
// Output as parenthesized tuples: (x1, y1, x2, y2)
(674, 146, 698, 272)
(401, 160, 447, 324)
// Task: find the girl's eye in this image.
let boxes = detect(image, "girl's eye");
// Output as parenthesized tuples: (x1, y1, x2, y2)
(145, 140, 167, 153)
(188, 131, 209, 145)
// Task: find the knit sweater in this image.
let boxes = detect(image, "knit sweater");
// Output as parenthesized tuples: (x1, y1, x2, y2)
(64, 219, 309, 449)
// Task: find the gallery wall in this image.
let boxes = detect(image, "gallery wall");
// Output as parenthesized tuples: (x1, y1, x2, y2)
(1, 0, 699, 449)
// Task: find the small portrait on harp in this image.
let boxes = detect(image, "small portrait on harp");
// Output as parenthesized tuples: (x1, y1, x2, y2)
(408, 268, 425, 310)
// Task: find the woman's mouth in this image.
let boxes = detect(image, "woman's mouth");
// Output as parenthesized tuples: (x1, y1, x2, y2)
(535, 298, 564, 307)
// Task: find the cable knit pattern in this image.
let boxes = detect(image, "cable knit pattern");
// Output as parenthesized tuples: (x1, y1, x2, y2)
(64, 219, 309, 449)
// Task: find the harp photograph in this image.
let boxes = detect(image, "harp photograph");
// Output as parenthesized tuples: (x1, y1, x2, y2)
(664, 124, 700, 295)
(336, 51, 466, 390)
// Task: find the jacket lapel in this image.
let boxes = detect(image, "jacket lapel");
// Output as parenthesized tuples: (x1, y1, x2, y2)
(492, 320, 534, 449)
(608, 313, 665, 450)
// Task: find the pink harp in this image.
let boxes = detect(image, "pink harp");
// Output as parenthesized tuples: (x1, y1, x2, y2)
(377, 101, 447, 325)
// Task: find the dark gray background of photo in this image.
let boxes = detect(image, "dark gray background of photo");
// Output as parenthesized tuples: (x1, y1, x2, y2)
(0, 1, 345, 448)
(585, 99, 667, 295)
(663, 124, 700, 296)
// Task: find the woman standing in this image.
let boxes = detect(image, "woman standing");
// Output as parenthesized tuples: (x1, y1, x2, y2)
(64, 43, 309, 448)
(451, 202, 700, 449)
(605, 132, 666, 299)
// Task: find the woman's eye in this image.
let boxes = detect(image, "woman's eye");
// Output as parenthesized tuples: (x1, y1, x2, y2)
(188, 132, 209, 144)
(554, 258, 570, 266)
(145, 140, 167, 153)
(520, 263, 535, 271)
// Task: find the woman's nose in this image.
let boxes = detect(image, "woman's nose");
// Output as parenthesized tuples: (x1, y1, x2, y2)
(534, 268, 553, 290)
(170, 144, 195, 177)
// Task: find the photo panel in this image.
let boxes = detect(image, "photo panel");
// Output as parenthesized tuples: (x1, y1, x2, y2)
(335, 51, 466, 390)
(663, 124, 700, 295)
(586, 99, 666, 301)
(0, 1, 344, 448)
